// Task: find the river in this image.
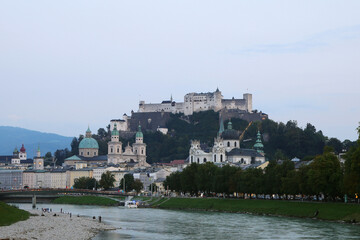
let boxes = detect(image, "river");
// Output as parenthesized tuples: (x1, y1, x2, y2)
(14, 203, 360, 239)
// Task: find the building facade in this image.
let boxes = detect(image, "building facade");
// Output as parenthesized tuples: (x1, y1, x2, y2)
(138, 88, 252, 116)
(189, 120, 265, 165)
(107, 124, 149, 167)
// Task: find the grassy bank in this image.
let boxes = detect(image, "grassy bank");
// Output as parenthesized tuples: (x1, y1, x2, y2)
(0, 201, 30, 226)
(157, 198, 360, 223)
(52, 196, 119, 206)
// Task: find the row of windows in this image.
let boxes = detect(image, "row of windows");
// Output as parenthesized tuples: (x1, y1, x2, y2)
(227, 142, 237, 147)
(110, 148, 145, 155)
(190, 155, 224, 163)
(80, 152, 97, 156)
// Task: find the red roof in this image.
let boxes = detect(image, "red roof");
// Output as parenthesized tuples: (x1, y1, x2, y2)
(170, 160, 185, 165)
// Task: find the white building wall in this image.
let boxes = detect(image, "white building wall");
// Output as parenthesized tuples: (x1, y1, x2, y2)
(110, 120, 128, 132)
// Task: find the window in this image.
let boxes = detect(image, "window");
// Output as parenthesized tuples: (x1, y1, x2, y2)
(204, 158, 207, 162)
(111, 148, 113, 153)
(80, 152, 83, 156)
(227, 142, 230, 147)
(235, 142, 237, 147)
(251, 157, 255, 164)
(197, 158, 199, 163)
(141, 149, 144, 154)
(220, 155, 223, 162)
(191, 156, 193, 163)
(214, 155, 216, 162)
(94, 152, 97, 156)
(117, 148, 119, 153)
(87, 152, 90, 156)
(241, 158, 244, 164)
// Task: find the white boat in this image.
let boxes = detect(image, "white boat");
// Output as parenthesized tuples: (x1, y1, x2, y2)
(125, 200, 138, 208)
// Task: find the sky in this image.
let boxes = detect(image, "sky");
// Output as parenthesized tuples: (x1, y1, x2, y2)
(0, 1, 359, 141)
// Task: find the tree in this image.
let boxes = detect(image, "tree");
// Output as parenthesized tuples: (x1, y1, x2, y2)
(132, 179, 143, 193)
(307, 149, 342, 200)
(99, 171, 116, 190)
(164, 172, 182, 192)
(180, 163, 198, 194)
(326, 138, 343, 154)
(54, 148, 71, 166)
(344, 124, 360, 196)
(70, 137, 80, 156)
(44, 152, 52, 166)
(120, 174, 135, 192)
(73, 177, 97, 190)
(196, 162, 217, 194)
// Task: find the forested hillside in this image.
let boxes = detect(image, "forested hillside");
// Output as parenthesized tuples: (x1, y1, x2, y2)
(55, 110, 356, 164)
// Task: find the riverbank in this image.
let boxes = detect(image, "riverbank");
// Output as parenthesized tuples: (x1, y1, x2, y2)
(52, 195, 119, 206)
(0, 201, 30, 226)
(156, 198, 360, 223)
(0, 208, 116, 240)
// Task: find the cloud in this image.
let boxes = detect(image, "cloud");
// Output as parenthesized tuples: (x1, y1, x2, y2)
(232, 25, 360, 55)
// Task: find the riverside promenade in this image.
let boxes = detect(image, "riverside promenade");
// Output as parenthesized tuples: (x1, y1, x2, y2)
(0, 209, 116, 240)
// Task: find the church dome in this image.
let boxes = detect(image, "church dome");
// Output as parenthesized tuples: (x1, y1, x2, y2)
(79, 127, 99, 149)
(79, 137, 99, 149)
(136, 125, 143, 138)
(221, 121, 239, 140)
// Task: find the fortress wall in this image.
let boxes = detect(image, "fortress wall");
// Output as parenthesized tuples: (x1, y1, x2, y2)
(141, 103, 167, 112)
(222, 99, 247, 110)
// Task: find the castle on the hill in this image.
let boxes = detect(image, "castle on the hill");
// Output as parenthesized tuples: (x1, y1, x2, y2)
(109, 88, 257, 133)
(138, 88, 252, 115)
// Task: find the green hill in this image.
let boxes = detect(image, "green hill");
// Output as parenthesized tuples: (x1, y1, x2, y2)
(66, 111, 356, 164)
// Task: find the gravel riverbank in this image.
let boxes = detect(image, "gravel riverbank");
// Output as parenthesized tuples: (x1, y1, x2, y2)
(0, 209, 116, 240)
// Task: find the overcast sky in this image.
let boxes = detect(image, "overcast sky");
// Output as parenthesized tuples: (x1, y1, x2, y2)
(0, 1, 359, 141)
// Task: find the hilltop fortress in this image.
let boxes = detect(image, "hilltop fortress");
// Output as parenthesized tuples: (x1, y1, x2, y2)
(110, 88, 267, 134)
(138, 88, 252, 115)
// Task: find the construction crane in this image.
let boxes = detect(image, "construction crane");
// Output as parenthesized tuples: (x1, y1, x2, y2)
(239, 121, 252, 142)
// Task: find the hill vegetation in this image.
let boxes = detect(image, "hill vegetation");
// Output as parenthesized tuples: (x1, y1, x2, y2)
(53, 110, 356, 164)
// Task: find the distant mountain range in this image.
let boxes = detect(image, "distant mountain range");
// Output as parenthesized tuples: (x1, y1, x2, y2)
(0, 126, 73, 156)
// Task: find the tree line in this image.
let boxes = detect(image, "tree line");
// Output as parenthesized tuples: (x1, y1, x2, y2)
(164, 126, 360, 201)
(73, 172, 143, 193)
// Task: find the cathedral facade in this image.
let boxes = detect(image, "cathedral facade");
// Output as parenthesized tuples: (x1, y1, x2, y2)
(107, 124, 149, 167)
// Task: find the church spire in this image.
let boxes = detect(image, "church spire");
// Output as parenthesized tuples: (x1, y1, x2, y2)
(254, 131, 264, 154)
(218, 115, 224, 136)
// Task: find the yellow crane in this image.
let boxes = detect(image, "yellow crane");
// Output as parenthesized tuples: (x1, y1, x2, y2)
(239, 121, 253, 142)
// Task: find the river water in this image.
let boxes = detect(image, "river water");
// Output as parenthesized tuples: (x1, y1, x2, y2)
(15, 203, 360, 239)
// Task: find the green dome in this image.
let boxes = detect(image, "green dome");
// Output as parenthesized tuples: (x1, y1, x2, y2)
(136, 125, 143, 138)
(112, 123, 119, 136)
(79, 137, 99, 149)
